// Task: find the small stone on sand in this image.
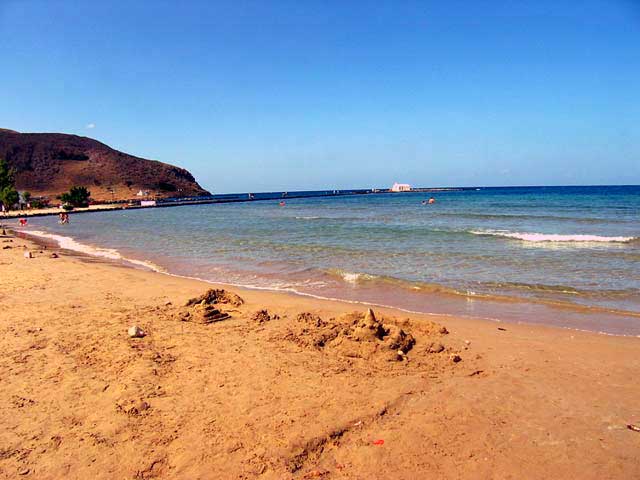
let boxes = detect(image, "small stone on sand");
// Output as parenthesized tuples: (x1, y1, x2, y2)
(128, 325, 146, 338)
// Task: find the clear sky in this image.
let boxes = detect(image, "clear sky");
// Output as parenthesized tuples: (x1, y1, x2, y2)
(1, 1, 639, 193)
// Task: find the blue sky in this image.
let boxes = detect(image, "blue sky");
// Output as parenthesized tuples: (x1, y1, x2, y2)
(1, 0, 639, 192)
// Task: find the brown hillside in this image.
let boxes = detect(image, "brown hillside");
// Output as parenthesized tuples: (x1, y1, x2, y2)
(0, 129, 210, 201)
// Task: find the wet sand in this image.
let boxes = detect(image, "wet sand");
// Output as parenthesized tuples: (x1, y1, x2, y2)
(0, 232, 639, 479)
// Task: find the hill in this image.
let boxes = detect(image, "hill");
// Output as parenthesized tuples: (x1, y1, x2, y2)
(0, 129, 210, 201)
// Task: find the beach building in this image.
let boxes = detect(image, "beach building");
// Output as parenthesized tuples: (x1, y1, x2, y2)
(391, 182, 412, 192)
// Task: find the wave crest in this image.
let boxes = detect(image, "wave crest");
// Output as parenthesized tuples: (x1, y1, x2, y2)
(327, 269, 378, 284)
(470, 230, 636, 243)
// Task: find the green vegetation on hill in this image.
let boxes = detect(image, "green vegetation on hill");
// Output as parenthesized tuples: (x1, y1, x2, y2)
(60, 186, 91, 208)
(0, 158, 18, 211)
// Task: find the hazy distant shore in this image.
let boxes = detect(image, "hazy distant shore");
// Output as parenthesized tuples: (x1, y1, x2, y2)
(0, 187, 471, 219)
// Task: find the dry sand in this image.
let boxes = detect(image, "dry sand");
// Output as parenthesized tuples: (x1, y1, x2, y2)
(1, 204, 124, 219)
(0, 232, 639, 479)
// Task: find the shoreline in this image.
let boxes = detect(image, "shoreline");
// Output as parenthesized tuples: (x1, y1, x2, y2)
(14, 226, 640, 338)
(8, 229, 640, 345)
(1, 231, 639, 478)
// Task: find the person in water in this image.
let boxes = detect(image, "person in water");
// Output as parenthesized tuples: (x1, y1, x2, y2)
(428, 197, 436, 204)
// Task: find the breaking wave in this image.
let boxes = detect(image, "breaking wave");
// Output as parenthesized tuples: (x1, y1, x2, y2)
(328, 269, 379, 284)
(470, 230, 637, 243)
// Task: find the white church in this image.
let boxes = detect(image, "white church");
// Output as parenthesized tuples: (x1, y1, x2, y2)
(391, 182, 412, 192)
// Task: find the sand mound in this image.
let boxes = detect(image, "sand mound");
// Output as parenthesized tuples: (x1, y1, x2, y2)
(176, 289, 244, 324)
(185, 289, 244, 307)
(251, 309, 279, 323)
(285, 309, 418, 362)
(178, 304, 230, 324)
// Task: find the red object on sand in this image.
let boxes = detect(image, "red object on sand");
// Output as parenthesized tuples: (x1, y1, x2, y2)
(373, 439, 384, 445)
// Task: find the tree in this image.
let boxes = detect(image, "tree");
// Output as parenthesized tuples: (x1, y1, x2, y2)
(60, 186, 91, 208)
(0, 158, 19, 211)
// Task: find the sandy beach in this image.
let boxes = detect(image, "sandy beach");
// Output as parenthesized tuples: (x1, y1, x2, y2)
(3, 1, 638, 477)
(0, 231, 639, 479)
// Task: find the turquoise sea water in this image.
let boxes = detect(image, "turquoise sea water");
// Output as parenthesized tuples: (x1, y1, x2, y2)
(23, 186, 640, 335)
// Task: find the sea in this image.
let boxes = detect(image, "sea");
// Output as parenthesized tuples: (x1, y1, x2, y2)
(20, 185, 640, 336)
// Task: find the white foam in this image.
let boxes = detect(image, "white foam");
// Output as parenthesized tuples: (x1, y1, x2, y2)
(24, 230, 164, 272)
(334, 270, 378, 284)
(341, 272, 363, 283)
(471, 230, 636, 243)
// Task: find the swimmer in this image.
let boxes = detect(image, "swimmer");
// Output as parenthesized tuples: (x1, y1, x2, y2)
(428, 197, 436, 204)
(279, 201, 286, 207)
